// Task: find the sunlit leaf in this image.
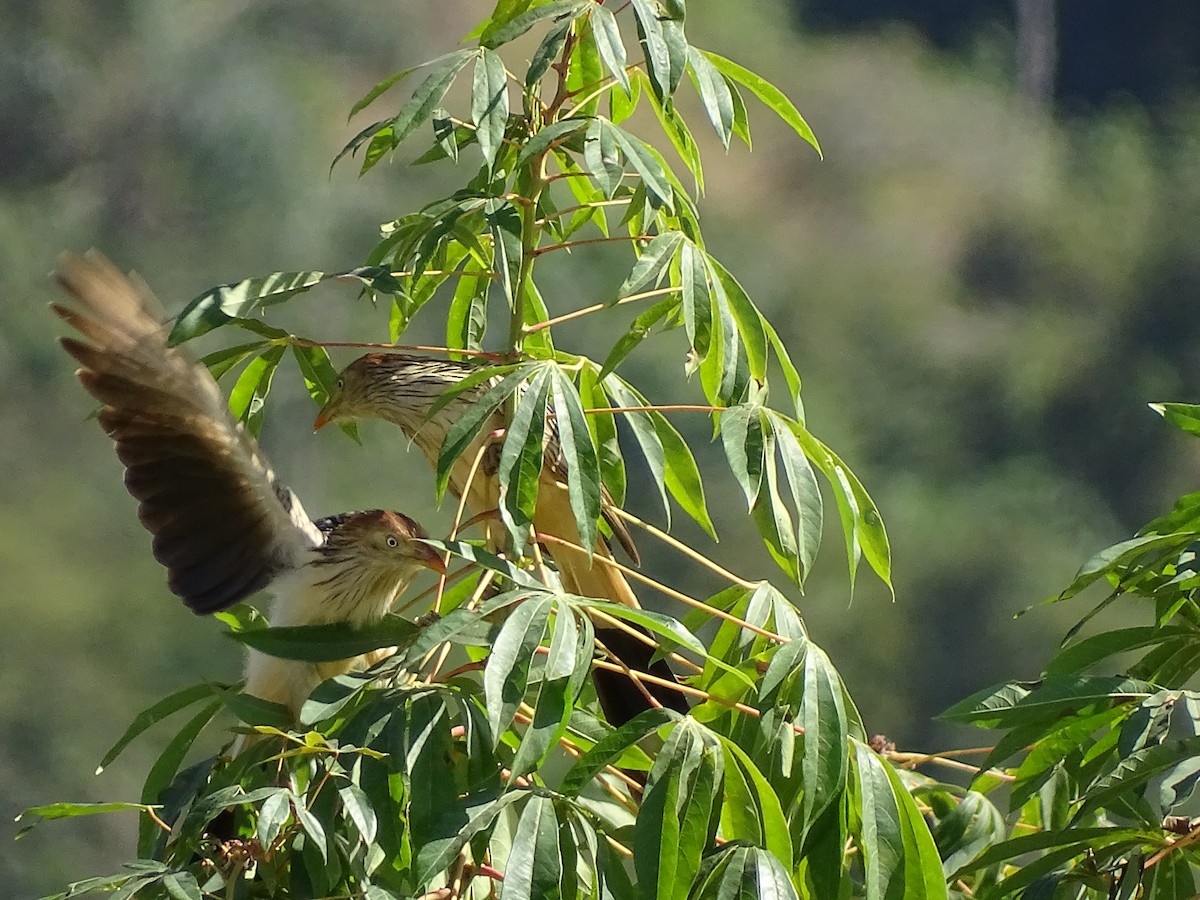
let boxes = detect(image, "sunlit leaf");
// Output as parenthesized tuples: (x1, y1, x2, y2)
(699, 51, 821, 156)
(481, 0, 588, 48)
(473, 48, 510, 167)
(485, 593, 552, 740)
(592, 3, 630, 96)
(169, 271, 326, 344)
(549, 366, 602, 558)
(687, 47, 734, 148)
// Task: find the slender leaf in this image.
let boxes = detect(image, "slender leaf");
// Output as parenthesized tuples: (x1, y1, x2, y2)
(550, 366, 602, 558)
(502, 795, 562, 900)
(169, 272, 326, 344)
(700, 51, 821, 156)
(592, 3, 630, 96)
(473, 48, 509, 167)
(687, 47, 734, 148)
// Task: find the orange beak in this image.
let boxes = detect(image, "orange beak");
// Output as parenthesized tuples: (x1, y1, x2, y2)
(313, 405, 334, 431)
(415, 541, 448, 575)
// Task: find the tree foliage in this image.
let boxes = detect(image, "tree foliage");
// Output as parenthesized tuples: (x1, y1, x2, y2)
(21, 2, 1200, 899)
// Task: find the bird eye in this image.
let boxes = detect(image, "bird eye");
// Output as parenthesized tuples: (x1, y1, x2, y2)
(385, 535, 399, 548)
(336, 377, 344, 389)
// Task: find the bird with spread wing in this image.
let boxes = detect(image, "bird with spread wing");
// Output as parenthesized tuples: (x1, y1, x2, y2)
(53, 253, 445, 737)
(314, 352, 689, 725)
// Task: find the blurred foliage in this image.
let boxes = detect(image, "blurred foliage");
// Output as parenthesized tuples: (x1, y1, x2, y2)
(6, 0, 1200, 895)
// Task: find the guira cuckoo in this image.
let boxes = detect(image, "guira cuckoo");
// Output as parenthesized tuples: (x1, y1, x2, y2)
(53, 253, 445, 733)
(315, 352, 689, 724)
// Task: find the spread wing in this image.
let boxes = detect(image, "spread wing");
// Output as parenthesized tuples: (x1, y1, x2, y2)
(53, 250, 322, 614)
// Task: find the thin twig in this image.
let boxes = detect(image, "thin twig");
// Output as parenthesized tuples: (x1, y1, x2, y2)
(589, 606, 703, 675)
(609, 506, 756, 590)
(535, 198, 631, 225)
(886, 750, 1015, 782)
(524, 286, 678, 333)
(585, 404, 724, 415)
(534, 532, 788, 644)
(531, 235, 655, 257)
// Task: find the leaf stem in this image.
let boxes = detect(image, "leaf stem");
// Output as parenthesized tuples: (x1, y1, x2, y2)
(534, 531, 788, 643)
(585, 404, 724, 415)
(535, 198, 630, 225)
(524, 286, 677, 333)
(608, 506, 754, 589)
(532, 234, 655, 257)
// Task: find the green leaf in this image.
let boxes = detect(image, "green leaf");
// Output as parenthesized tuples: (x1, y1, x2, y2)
(635, 718, 724, 900)
(560, 707, 678, 794)
(446, 267, 492, 356)
(481, 0, 588, 48)
(585, 117, 624, 199)
(579, 365, 626, 506)
(691, 845, 800, 900)
(599, 293, 679, 376)
(618, 231, 683, 298)
(1083, 735, 1200, 812)
(929, 789, 1005, 878)
(499, 367, 552, 548)
(721, 404, 765, 509)
(201, 341, 269, 381)
(256, 789, 290, 848)
(227, 344, 285, 437)
(169, 272, 326, 344)
(488, 198, 523, 308)
(773, 414, 823, 580)
(580, 601, 706, 656)
(517, 119, 588, 167)
(160, 871, 202, 900)
(435, 367, 526, 500)
(550, 366, 602, 559)
(1151, 402, 1200, 437)
(700, 51, 821, 157)
(706, 254, 767, 382)
(338, 783, 378, 847)
(605, 374, 717, 538)
(485, 593, 552, 740)
(716, 737, 795, 869)
(687, 47, 733, 148)
(853, 741, 949, 900)
(948, 826, 1154, 879)
(380, 48, 475, 168)
(472, 48, 509, 168)
(349, 66, 421, 119)
(591, 3, 630, 96)
(95, 683, 215, 775)
(526, 16, 573, 89)
(14, 802, 150, 839)
(565, 9, 603, 118)
(228, 615, 422, 662)
(801, 645, 850, 829)
(291, 792, 329, 864)
(679, 239, 711, 358)
(630, 0, 683, 102)
(1046, 626, 1198, 676)
(502, 795, 562, 900)
(940, 676, 1154, 728)
(137, 700, 223, 855)
(604, 120, 674, 210)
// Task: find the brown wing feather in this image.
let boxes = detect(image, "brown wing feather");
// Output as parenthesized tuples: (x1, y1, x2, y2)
(54, 250, 321, 614)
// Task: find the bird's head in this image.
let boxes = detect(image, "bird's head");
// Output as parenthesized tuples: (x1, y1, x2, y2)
(317, 508, 446, 576)
(314, 353, 471, 431)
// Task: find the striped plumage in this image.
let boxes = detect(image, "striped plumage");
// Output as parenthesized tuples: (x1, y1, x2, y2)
(316, 351, 689, 725)
(54, 252, 444, 731)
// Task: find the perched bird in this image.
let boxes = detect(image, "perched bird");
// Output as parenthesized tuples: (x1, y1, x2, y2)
(53, 252, 445, 730)
(314, 352, 689, 725)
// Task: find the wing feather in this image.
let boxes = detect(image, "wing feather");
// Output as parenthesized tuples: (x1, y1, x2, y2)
(54, 250, 321, 614)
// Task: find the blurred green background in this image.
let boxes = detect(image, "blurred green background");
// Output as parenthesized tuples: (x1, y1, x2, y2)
(6, 2, 1200, 893)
